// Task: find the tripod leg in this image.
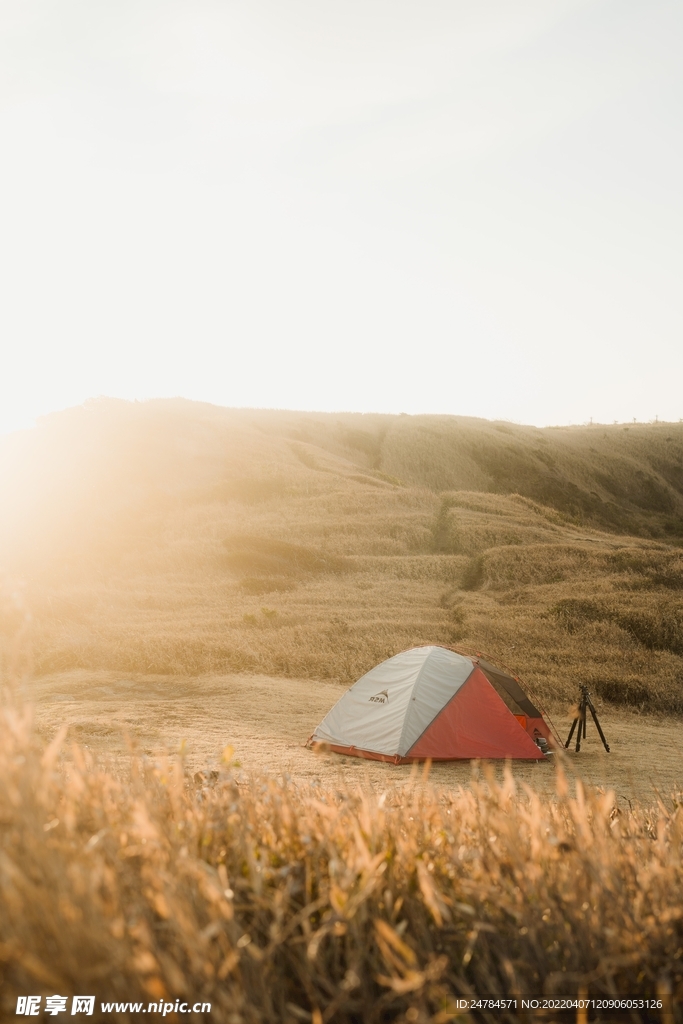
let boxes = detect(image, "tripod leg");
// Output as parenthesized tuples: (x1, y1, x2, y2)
(565, 717, 579, 749)
(586, 696, 610, 753)
(575, 699, 584, 752)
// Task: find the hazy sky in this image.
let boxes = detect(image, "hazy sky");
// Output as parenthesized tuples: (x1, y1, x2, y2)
(1, 0, 682, 433)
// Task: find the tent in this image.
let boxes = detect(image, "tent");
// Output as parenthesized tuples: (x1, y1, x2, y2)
(309, 645, 553, 763)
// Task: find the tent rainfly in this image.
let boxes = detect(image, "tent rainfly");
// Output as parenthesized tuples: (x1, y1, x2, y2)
(309, 645, 552, 763)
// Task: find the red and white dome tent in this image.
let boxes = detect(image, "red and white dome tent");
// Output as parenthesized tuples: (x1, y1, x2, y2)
(309, 645, 559, 763)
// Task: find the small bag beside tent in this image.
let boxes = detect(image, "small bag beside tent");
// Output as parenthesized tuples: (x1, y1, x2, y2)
(310, 645, 551, 763)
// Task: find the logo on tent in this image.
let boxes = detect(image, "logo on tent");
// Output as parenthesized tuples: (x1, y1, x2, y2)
(369, 689, 389, 704)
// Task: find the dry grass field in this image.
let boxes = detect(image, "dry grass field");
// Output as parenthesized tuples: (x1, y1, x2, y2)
(1, 399, 683, 1019)
(2, 399, 683, 714)
(22, 669, 683, 805)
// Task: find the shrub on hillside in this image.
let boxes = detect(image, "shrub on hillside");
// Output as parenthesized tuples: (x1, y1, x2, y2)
(460, 555, 485, 591)
(430, 498, 463, 555)
(223, 537, 348, 579)
(593, 677, 651, 708)
(551, 598, 683, 657)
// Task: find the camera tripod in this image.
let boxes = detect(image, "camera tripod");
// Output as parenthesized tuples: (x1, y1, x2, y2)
(565, 685, 610, 753)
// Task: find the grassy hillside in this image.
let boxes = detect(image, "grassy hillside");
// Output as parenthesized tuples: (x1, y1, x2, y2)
(1, 399, 683, 713)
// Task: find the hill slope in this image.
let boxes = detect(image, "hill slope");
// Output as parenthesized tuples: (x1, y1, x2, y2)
(1, 399, 682, 713)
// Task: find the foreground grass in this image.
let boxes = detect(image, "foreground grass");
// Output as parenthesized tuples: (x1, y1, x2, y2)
(1, 710, 682, 1022)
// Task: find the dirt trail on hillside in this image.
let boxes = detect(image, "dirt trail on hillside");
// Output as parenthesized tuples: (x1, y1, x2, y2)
(27, 670, 682, 804)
